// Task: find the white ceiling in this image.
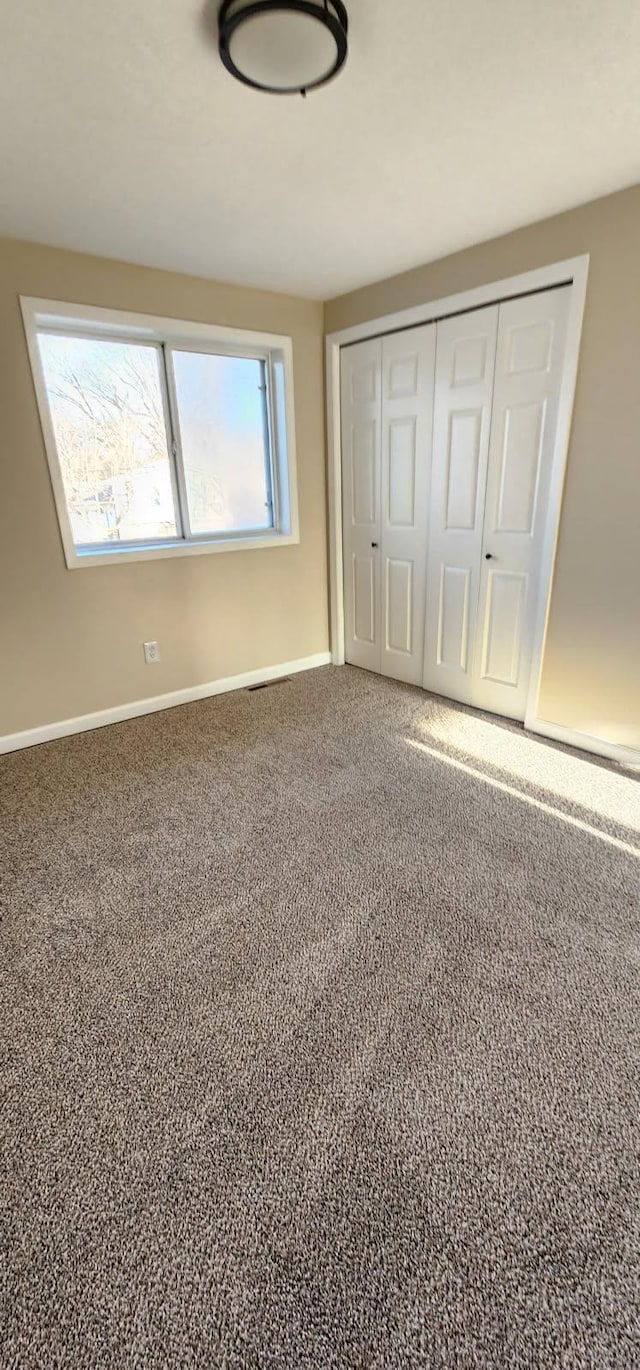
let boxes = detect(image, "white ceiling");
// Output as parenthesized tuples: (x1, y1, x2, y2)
(1, 1, 640, 300)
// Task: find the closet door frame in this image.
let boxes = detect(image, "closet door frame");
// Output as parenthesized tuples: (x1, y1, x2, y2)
(325, 255, 605, 749)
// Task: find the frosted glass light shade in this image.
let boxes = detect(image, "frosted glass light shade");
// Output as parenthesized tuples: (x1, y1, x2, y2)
(218, 1, 349, 95)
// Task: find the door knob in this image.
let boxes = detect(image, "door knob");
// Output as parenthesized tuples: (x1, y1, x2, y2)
(371, 541, 379, 548)
(485, 553, 493, 560)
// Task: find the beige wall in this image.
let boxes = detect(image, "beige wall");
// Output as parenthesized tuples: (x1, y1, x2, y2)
(3, 187, 640, 752)
(0, 240, 328, 736)
(325, 186, 640, 753)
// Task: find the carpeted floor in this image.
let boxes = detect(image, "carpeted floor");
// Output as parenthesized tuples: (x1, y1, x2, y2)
(1, 665, 639, 1368)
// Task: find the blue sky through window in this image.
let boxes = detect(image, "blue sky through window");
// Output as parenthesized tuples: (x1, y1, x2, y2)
(171, 350, 271, 534)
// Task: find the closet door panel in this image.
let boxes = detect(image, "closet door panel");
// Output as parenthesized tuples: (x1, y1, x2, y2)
(341, 340, 382, 673)
(423, 306, 499, 704)
(479, 568, 527, 685)
(473, 287, 570, 718)
(386, 558, 413, 653)
(380, 325, 435, 684)
(438, 564, 472, 671)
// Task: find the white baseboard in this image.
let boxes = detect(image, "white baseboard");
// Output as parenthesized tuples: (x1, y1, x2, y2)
(0, 652, 332, 756)
(527, 716, 640, 770)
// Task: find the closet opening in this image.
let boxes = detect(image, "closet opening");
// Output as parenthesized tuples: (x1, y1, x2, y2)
(327, 258, 589, 733)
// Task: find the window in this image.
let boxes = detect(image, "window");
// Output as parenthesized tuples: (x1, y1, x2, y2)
(22, 299, 298, 567)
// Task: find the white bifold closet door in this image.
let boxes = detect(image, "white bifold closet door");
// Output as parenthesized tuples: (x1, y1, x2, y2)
(341, 325, 435, 684)
(423, 285, 570, 720)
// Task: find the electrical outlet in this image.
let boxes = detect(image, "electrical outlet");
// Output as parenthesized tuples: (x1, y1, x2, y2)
(143, 640, 160, 665)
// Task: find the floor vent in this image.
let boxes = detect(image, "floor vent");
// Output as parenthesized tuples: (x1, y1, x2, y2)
(247, 676, 291, 692)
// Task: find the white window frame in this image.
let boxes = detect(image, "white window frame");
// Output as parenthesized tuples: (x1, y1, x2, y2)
(21, 297, 299, 568)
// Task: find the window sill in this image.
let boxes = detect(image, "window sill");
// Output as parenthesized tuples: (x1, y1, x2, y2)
(66, 530, 299, 569)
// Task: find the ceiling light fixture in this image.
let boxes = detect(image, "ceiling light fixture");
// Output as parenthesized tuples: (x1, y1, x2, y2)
(218, 1, 349, 97)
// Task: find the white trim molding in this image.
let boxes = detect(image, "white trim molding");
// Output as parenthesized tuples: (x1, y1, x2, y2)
(0, 653, 331, 755)
(324, 255, 611, 756)
(527, 718, 640, 772)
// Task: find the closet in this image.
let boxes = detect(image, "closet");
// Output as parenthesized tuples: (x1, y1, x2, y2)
(341, 284, 570, 720)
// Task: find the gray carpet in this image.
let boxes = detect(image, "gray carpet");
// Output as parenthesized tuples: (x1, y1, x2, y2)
(1, 665, 639, 1369)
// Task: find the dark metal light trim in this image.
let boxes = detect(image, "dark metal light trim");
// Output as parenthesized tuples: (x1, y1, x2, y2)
(218, 0, 349, 96)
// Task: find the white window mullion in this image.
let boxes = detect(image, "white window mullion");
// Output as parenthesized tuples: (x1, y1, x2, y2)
(259, 358, 277, 531)
(263, 356, 280, 531)
(158, 344, 192, 540)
